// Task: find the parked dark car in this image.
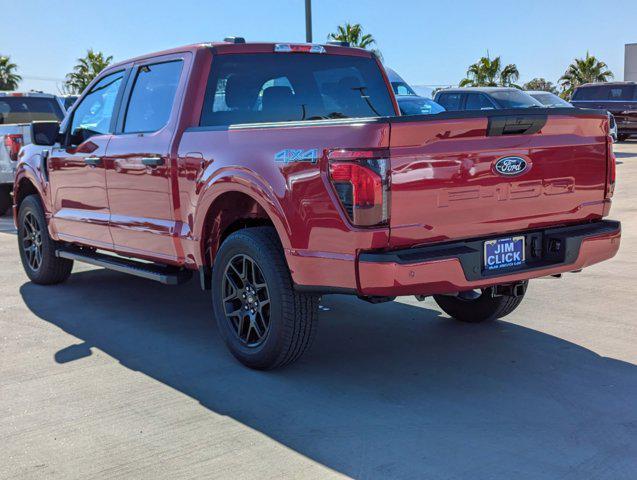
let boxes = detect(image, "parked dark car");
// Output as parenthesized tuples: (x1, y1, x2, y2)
(570, 82, 637, 141)
(527, 90, 618, 142)
(434, 87, 543, 111)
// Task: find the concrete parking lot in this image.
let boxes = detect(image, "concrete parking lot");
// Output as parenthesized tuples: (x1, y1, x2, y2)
(1, 142, 636, 480)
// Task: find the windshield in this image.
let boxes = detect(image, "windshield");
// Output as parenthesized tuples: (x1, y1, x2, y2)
(0, 96, 64, 124)
(200, 53, 396, 126)
(489, 90, 544, 109)
(529, 92, 572, 108)
(391, 81, 416, 96)
(398, 97, 445, 115)
(572, 84, 637, 101)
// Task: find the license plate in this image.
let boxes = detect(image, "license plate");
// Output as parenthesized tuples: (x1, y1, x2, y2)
(483, 236, 525, 271)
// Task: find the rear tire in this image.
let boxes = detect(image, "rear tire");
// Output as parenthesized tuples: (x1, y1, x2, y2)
(17, 195, 73, 285)
(211, 226, 319, 370)
(433, 282, 528, 323)
(0, 185, 11, 216)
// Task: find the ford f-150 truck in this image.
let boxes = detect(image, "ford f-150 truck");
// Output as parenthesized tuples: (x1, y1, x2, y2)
(14, 40, 621, 369)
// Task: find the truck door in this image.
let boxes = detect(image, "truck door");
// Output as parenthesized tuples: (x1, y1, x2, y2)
(104, 56, 186, 262)
(48, 70, 126, 248)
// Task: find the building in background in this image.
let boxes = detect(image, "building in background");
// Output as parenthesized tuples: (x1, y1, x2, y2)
(625, 43, 637, 81)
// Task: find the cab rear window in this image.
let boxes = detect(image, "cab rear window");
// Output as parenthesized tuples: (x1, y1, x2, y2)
(0, 97, 64, 124)
(573, 84, 637, 101)
(199, 53, 395, 126)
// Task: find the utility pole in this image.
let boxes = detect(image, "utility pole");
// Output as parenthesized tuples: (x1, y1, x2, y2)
(305, 0, 313, 43)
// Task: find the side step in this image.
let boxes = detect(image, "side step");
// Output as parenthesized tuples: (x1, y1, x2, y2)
(56, 248, 192, 285)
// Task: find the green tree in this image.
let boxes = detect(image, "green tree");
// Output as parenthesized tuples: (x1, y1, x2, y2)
(559, 52, 613, 99)
(64, 49, 113, 94)
(459, 56, 519, 88)
(523, 78, 558, 94)
(0, 55, 21, 91)
(328, 22, 382, 60)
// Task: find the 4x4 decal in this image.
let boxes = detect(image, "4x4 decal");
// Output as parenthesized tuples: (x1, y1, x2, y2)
(274, 149, 319, 164)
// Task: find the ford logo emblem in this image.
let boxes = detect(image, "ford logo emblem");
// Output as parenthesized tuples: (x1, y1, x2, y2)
(494, 156, 529, 176)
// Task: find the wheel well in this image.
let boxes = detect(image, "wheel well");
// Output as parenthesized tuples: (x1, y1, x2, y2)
(201, 191, 276, 269)
(15, 179, 39, 211)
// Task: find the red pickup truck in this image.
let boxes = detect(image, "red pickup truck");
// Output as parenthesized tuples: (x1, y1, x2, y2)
(14, 40, 621, 369)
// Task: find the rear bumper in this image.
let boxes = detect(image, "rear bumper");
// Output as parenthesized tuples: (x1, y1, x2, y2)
(357, 220, 621, 297)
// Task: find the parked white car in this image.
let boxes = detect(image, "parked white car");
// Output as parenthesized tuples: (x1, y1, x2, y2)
(0, 92, 65, 215)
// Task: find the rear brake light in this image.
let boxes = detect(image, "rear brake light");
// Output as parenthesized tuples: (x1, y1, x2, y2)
(328, 149, 389, 227)
(274, 44, 326, 54)
(606, 136, 616, 199)
(3, 134, 23, 161)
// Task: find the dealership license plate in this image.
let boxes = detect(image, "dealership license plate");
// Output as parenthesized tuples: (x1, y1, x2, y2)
(483, 236, 525, 271)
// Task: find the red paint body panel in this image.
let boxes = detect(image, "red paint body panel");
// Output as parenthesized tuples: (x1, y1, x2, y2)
(14, 42, 621, 297)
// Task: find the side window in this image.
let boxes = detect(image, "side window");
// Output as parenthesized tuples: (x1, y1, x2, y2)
(123, 60, 183, 133)
(465, 93, 494, 110)
(437, 93, 462, 111)
(70, 71, 124, 138)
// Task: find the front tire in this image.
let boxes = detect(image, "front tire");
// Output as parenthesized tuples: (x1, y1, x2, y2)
(211, 227, 319, 370)
(433, 282, 528, 323)
(17, 195, 73, 285)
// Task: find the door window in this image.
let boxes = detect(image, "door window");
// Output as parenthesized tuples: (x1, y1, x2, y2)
(436, 93, 462, 111)
(465, 93, 495, 110)
(70, 71, 124, 140)
(123, 60, 183, 133)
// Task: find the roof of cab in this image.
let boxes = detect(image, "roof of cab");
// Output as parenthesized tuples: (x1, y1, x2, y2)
(437, 87, 520, 94)
(107, 41, 373, 70)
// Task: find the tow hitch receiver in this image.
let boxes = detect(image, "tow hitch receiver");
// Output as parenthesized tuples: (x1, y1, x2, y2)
(492, 282, 527, 298)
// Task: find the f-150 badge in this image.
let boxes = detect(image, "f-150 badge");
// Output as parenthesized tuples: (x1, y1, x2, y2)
(274, 149, 319, 164)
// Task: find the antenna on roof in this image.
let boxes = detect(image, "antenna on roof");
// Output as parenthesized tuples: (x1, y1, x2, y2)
(224, 36, 246, 44)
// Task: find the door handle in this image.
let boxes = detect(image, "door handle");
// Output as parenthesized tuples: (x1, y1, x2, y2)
(141, 157, 165, 167)
(84, 157, 102, 166)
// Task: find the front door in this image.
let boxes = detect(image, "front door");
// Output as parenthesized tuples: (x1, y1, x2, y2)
(105, 57, 185, 262)
(48, 70, 126, 248)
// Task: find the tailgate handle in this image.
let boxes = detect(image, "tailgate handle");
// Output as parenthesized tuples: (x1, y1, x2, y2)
(487, 115, 547, 136)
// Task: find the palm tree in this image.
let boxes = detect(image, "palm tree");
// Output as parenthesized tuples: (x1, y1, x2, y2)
(523, 78, 558, 94)
(328, 23, 382, 60)
(0, 55, 21, 91)
(64, 49, 113, 94)
(459, 56, 519, 88)
(559, 52, 613, 99)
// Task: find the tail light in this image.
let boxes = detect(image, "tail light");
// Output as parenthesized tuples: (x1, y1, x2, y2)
(606, 136, 616, 199)
(328, 149, 390, 227)
(3, 134, 23, 161)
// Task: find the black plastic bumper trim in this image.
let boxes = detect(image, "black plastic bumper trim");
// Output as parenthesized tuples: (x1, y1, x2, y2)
(360, 220, 620, 281)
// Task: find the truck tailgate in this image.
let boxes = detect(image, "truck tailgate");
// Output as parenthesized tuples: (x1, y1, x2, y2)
(388, 111, 609, 249)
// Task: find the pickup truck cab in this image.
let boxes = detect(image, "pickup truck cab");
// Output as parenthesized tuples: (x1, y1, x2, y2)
(14, 41, 621, 369)
(0, 92, 65, 215)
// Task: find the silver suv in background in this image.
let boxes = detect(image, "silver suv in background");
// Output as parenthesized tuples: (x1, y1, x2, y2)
(0, 92, 65, 215)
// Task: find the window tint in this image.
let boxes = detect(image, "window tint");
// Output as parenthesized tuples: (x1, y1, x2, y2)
(465, 93, 495, 110)
(391, 81, 416, 96)
(0, 97, 64, 124)
(436, 93, 462, 111)
(71, 71, 124, 136)
(200, 53, 395, 126)
(572, 84, 637, 101)
(529, 92, 572, 108)
(123, 61, 183, 133)
(397, 97, 445, 115)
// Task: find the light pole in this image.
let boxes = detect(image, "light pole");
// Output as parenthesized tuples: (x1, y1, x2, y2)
(305, 0, 312, 43)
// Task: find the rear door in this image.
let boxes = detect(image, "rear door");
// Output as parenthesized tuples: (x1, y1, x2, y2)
(105, 55, 187, 262)
(388, 111, 609, 249)
(48, 70, 126, 248)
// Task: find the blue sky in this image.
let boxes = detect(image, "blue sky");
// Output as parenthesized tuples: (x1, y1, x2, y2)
(2, 0, 636, 93)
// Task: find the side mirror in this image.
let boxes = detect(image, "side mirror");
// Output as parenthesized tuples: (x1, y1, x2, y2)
(31, 121, 60, 146)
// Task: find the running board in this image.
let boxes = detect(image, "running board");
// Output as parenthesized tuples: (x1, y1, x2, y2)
(56, 248, 192, 285)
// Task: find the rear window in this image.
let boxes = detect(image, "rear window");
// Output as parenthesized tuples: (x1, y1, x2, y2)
(489, 90, 543, 109)
(436, 92, 462, 111)
(0, 97, 64, 124)
(200, 53, 395, 126)
(572, 84, 637, 101)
